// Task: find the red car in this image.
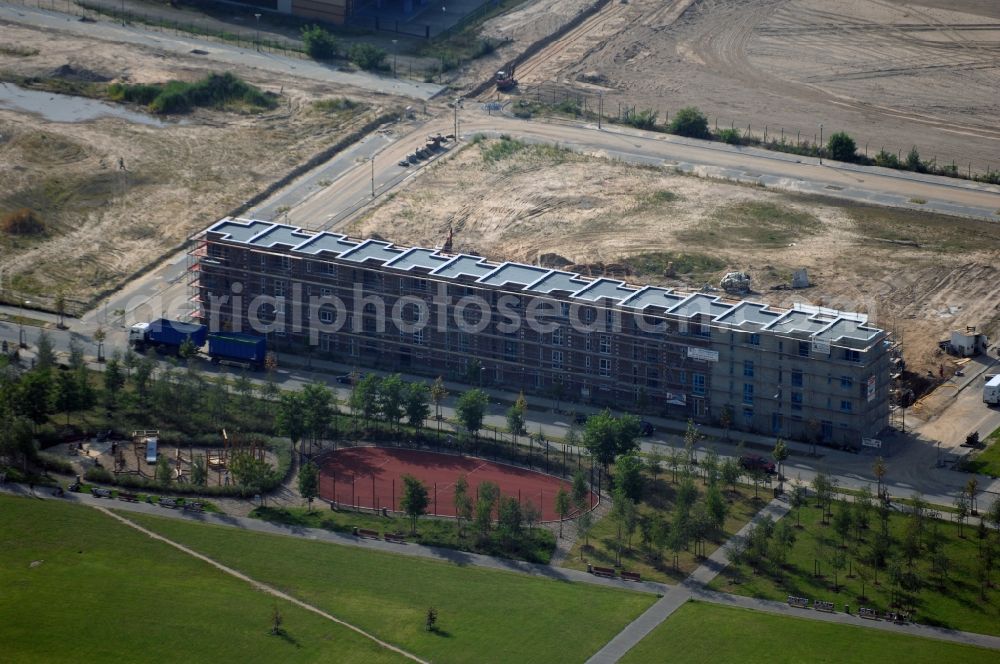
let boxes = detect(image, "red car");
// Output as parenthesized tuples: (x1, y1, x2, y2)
(739, 454, 776, 474)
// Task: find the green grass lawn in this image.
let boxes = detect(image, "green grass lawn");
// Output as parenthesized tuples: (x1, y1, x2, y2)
(620, 601, 999, 664)
(0, 494, 403, 663)
(251, 505, 556, 563)
(960, 425, 1000, 478)
(123, 510, 655, 663)
(562, 476, 763, 583)
(708, 500, 1000, 636)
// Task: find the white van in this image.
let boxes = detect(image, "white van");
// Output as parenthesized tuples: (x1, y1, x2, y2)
(984, 375, 1000, 405)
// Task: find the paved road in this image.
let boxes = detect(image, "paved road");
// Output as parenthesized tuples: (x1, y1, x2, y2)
(0, 3, 443, 100)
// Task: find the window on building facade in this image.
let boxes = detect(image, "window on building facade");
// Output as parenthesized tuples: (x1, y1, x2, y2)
(320, 287, 333, 298)
(744, 360, 754, 377)
(845, 349, 861, 362)
(319, 308, 335, 324)
(505, 340, 518, 362)
(273, 280, 284, 297)
(552, 350, 563, 369)
(599, 358, 611, 377)
(413, 329, 424, 345)
(840, 376, 853, 389)
(798, 341, 810, 357)
(599, 335, 611, 354)
(749, 333, 760, 346)
(325, 262, 336, 276)
(840, 399, 852, 412)
(743, 383, 754, 405)
(791, 391, 803, 411)
(692, 373, 705, 395)
(791, 370, 803, 387)
(552, 327, 563, 346)
(279, 255, 291, 271)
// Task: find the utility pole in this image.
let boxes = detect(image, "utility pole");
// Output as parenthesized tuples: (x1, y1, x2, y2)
(255, 13, 261, 52)
(370, 156, 375, 198)
(392, 39, 398, 77)
(453, 101, 459, 139)
(598, 93, 602, 130)
(19, 299, 30, 348)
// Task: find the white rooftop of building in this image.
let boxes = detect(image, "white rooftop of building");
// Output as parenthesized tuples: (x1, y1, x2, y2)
(203, 218, 885, 347)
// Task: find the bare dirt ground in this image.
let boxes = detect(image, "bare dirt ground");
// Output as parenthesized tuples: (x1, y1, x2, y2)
(350, 139, 1000, 374)
(0, 20, 395, 312)
(472, 0, 1000, 172)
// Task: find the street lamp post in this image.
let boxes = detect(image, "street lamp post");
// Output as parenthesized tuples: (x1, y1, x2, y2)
(18, 299, 30, 348)
(255, 13, 261, 52)
(392, 39, 398, 77)
(819, 123, 824, 165)
(121, 0, 126, 27)
(370, 156, 375, 198)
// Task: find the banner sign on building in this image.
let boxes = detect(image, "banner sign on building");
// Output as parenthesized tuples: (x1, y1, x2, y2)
(862, 438, 882, 449)
(812, 340, 831, 355)
(664, 393, 687, 406)
(687, 347, 719, 362)
(867, 374, 877, 402)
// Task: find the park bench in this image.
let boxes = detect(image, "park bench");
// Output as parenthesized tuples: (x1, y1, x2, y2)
(786, 596, 810, 609)
(92, 488, 112, 499)
(159, 497, 178, 509)
(621, 571, 642, 582)
(591, 566, 617, 579)
(353, 528, 380, 539)
(813, 601, 835, 613)
(183, 502, 204, 513)
(117, 492, 139, 503)
(859, 607, 879, 620)
(384, 533, 407, 544)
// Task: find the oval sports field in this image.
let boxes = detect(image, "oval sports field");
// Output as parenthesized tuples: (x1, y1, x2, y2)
(318, 447, 596, 522)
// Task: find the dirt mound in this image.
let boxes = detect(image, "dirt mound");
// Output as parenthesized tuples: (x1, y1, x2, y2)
(49, 64, 111, 83)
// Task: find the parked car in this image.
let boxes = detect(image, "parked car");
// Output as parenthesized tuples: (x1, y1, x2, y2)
(336, 373, 362, 385)
(739, 454, 776, 474)
(398, 159, 410, 167)
(638, 420, 655, 436)
(573, 412, 587, 425)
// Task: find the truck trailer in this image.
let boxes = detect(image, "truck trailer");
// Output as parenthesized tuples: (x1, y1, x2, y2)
(207, 332, 267, 370)
(129, 318, 207, 353)
(984, 374, 1000, 405)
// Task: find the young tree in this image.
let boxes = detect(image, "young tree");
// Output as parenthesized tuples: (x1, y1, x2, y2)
(455, 388, 488, 439)
(430, 376, 447, 430)
(614, 452, 645, 504)
(721, 456, 741, 495)
(54, 292, 67, 329)
(497, 496, 523, 548)
(103, 355, 125, 408)
(706, 482, 728, 531)
(229, 450, 275, 501)
(297, 461, 320, 511)
(156, 455, 172, 485)
(719, 405, 733, 440)
(523, 500, 541, 534)
(92, 326, 106, 363)
(812, 472, 833, 524)
(301, 382, 334, 454)
(352, 374, 382, 425)
(668, 106, 710, 138)
(571, 469, 589, 512)
(682, 418, 700, 471)
(826, 131, 857, 162)
(54, 369, 81, 424)
(276, 391, 307, 459)
(555, 487, 571, 538)
(191, 453, 208, 487)
(702, 447, 720, 486)
(583, 409, 639, 472)
(506, 392, 527, 444)
(666, 447, 683, 484)
(645, 447, 664, 483)
(300, 24, 338, 60)
(400, 474, 429, 534)
(35, 330, 56, 370)
(378, 374, 406, 431)
(474, 481, 499, 539)
(771, 438, 789, 491)
(771, 520, 797, 569)
(829, 548, 848, 591)
(453, 474, 472, 536)
(833, 501, 854, 548)
(404, 382, 430, 429)
(954, 493, 970, 538)
(790, 480, 807, 527)
(577, 510, 594, 557)
(873, 456, 887, 499)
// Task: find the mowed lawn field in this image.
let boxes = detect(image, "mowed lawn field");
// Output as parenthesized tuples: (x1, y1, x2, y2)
(120, 509, 656, 663)
(0, 495, 403, 664)
(620, 601, 1000, 664)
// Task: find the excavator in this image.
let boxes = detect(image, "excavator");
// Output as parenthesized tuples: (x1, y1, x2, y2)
(495, 64, 517, 92)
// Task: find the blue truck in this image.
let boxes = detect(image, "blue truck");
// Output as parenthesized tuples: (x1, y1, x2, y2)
(207, 332, 267, 370)
(129, 319, 266, 369)
(129, 318, 207, 354)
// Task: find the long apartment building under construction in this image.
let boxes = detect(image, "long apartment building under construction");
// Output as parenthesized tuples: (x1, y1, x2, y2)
(192, 217, 894, 447)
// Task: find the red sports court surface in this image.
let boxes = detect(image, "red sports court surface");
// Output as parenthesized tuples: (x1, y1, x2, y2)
(318, 447, 595, 522)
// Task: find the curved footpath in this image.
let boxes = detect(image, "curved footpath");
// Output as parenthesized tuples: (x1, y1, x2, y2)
(4, 484, 999, 658)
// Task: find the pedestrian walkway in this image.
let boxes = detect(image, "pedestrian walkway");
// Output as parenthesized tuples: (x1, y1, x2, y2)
(585, 495, 789, 664)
